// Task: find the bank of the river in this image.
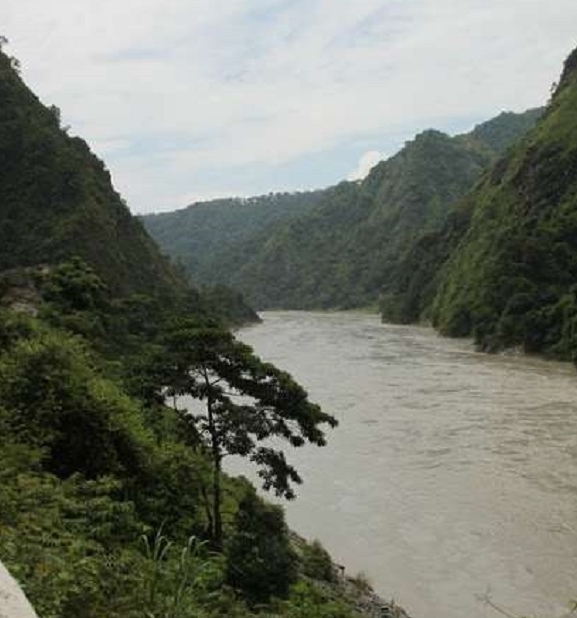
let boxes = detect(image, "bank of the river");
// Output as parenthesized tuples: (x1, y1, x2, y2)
(287, 532, 411, 617)
(334, 579, 411, 618)
(0, 548, 407, 618)
(0, 561, 38, 618)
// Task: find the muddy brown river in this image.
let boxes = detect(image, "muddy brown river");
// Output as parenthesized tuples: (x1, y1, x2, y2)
(233, 311, 577, 618)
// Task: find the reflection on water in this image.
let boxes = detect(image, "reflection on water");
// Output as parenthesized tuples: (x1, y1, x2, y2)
(233, 311, 577, 618)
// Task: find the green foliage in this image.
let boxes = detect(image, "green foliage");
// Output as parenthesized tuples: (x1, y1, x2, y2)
(300, 539, 336, 583)
(133, 442, 211, 540)
(0, 315, 354, 615)
(379, 204, 471, 324)
(200, 284, 261, 328)
(42, 257, 109, 312)
(140, 530, 213, 618)
(0, 283, 351, 617)
(142, 317, 337, 544)
(430, 45, 577, 357)
(141, 192, 325, 291)
(458, 108, 543, 155)
(38, 257, 111, 343)
(0, 440, 145, 618)
(0, 328, 152, 479)
(225, 489, 298, 604)
(0, 308, 38, 351)
(0, 48, 184, 298)
(273, 581, 358, 618)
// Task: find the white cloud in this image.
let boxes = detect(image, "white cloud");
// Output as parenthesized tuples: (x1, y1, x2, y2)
(348, 151, 382, 181)
(1, 0, 576, 212)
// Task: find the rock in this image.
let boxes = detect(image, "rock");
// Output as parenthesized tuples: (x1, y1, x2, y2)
(0, 561, 38, 618)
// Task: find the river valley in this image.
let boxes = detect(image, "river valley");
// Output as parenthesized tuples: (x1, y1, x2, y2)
(231, 311, 577, 618)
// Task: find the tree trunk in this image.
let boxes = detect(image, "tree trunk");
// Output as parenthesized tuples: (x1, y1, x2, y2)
(212, 452, 222, 547)
(200, 486, 213, 539)
(206, 391, 223, 547)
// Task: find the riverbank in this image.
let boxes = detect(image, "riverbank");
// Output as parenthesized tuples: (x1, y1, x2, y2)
(323, 575, 411, 618)
(0, 554, 408, 618)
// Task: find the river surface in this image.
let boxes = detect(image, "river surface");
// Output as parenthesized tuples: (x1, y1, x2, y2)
(231, 311, 577, 618)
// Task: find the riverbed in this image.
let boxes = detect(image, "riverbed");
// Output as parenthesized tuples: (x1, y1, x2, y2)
(232, 311, 577, 618)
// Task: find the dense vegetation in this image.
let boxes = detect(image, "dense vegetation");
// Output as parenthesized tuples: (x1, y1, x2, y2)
(0, 44, 258, 329)
(376, 45, 577, 360)
(143, 110, 541, 310)
(0, 294, 365, 617)
(427, 45, 577, 357)
(0, 49, 182, 299)
(0, 44, 386, 618)
(142, 192, 325, 290)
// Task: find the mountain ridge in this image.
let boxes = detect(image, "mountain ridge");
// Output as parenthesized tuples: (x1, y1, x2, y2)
(0, 48, 183, 299)
(429, 45, 577, 357)
(143, 108, 542, 310)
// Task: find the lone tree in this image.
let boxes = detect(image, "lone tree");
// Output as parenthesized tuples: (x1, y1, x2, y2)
(151, 318, 337, 546)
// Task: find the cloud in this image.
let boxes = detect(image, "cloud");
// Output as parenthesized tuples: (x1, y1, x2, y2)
(1, 0, 577, 213)
(347, 151, 382, 181)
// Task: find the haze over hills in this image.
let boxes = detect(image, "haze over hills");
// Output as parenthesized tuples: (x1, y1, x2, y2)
(143, 108, 542, 310)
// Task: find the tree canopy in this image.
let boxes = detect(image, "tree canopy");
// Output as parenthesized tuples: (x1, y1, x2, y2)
(145, 318, 337, 545)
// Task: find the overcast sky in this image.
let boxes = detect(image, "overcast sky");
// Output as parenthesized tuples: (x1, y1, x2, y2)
(2, 1, 576, 214)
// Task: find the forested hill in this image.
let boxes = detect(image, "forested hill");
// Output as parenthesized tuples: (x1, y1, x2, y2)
(0, 42, 386, 618)
(428, 45, 577, 357)
(0, 48, 182, 298)
(142, 191, 325, 287)
(143, 108, 541, 310)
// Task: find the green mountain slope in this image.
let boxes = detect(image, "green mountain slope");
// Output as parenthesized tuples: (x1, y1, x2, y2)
(431, 46, 577, 357)
(0, 44, 384, 618)
(144, 109, 541, 310)
(0, 49, 182, 298)
(378, 110, 547, 325)
(142, 191, 325, 286)
(232, 129, 492, 309)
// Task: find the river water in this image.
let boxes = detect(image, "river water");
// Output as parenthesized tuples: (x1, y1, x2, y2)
(233, 311, 577, 618)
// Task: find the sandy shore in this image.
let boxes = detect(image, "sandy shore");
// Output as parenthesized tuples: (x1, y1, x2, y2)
(0, 561, 38, 618)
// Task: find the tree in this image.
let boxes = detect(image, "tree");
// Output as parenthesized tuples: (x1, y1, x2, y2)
(225, 488, 297, 604)
(151, 318, 337, 546)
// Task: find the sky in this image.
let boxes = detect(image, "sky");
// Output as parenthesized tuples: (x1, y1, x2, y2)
(1, 1, 576, 214)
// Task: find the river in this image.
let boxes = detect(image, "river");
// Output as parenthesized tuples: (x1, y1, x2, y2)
(232, 311, 577, 618)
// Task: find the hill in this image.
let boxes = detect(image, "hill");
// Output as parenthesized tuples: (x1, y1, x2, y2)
(0, 47, 183, 299)
(142, 191, 325, 287)
(143, 109, 541, 310)
(0, 41, 390, 618)
(430, 45, 577, 357)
